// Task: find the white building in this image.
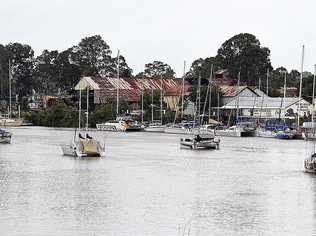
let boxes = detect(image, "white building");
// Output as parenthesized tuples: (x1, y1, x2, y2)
(220, 86, 312, 120)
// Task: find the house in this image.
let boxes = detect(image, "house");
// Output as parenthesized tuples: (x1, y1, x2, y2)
(75, 76, 190, 111)
(220, 85, 259, 105)
(220, 88, 312, 120)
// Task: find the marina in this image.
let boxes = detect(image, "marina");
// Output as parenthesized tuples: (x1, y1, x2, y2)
(0, 126, 316, 235)
(2, 1, 316, 234)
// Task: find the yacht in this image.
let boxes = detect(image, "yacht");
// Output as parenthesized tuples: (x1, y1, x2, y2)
(180, 133, 220, 150)
(96, 115, 144, 132)
(61, 87, 105, 158)
(164, 121, 197, 134)
(214, 122, 256, 137)
(144, 121, 165, 132)
(61, 133, 105, 157)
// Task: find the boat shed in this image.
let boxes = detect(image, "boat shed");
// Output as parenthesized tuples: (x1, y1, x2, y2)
(74, 76, 190, 110)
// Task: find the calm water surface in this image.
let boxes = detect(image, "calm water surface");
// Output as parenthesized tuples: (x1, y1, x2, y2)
(0, 127, 316, 236)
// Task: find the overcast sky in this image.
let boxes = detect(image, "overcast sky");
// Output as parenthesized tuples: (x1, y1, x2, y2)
(1, 0, 316, 76)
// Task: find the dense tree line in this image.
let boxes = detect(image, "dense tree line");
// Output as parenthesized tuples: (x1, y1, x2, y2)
(1, 32, 313, 127)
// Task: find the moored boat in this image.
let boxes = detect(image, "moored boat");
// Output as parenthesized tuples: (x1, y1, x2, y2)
(96, 115, 144, 132)
(61, 133, 105, 157)
(164, 121, 197, 135)
(180, 133, 220, 150)
(0, 128, 12, 144)
(144, 121, 165, 132)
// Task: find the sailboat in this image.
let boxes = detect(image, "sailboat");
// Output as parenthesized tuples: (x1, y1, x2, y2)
(214, 72, 256, 137)
(61, 87, 105, 158)
(0, 60, 23, 127)
(179, 67, 220, 150)
(164, 62, 197, 134)
(304, 127, 316, 173)
(145, 75, 166, 132)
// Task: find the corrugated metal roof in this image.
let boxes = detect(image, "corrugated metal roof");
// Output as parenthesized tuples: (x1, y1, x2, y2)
(222, 97, 310, 109)
(80, 77, 188, 103)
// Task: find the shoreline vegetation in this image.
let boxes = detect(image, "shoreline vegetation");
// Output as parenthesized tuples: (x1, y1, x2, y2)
(1, 33, 315, 126)
(22, 99, 182, 128)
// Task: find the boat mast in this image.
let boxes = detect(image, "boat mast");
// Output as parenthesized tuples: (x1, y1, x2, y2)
(298, 45, 304, 126)
(141, 88, 144, 123)
(160, 74, 163, 124)
(8, 60, 12, 119)
(283, 71, 287, 122)
(236, 72, 240, 122)
(181, 61, 186, 119)
(86, 87, 89, 131)
(266, 69, 269, 96)
(78, 89, 81, 132)
(217, 89, 220, 122)
(197, 73, 201, 124)
(116, 50, 120, 115)
(208, 64, 213, 122)
(151, 88, 154, 123)
(312, 64, 316, 123)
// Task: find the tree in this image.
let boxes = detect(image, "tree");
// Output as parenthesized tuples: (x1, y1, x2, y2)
(6, 43, 35, 97)
(0, 44, 9, 98)
(186, 57, 220, 85)
(139, 61, 175, 79)
(34, 50, 59, 94)
(69, 35, 132, 78)
(216, 33, 272, 85)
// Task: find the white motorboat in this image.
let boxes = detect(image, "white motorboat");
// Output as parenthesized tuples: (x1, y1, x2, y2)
(180, 134, 220, 150)
(164, 121, 197, 134)
(96, 115, 144, 132)
(0, 118, 23, 127)
(256, 129, 275, 138)
(214, 122, 256, 137)
(144, 121, 166, 132)
(0, 128, 12, 144)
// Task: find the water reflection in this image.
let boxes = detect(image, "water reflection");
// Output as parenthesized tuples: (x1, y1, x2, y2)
(0, 127, 315, 235)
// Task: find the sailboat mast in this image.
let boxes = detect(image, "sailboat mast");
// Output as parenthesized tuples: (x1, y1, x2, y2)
(283, 72, 287, 121)
(151, 89, 154, 123)
(312, 64, 316, 123)
(116, 50, 120, 115)
(236, 72, 240, 122)
(208, 64, 213, 121)
(298, 45, 304, 126)
(266, 69, 269, 96)
(141, 89, 144, 123)
(8, 60, 12, 119)
(181, 61, 186, 119)
(197, 74, 201, 124)
(78, 89, 81, 132)
(160, 74, 163, 124)
(86, 87, 89, 131)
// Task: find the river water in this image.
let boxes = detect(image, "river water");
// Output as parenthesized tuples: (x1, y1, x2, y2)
(0, 127, 315, 236)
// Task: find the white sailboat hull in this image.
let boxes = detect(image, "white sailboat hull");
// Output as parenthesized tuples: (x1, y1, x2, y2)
(144, 126, 165, 132)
